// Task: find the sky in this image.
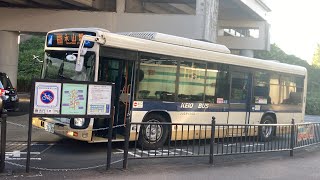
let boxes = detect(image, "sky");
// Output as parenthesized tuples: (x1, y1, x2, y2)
(265, 0, 320, 64)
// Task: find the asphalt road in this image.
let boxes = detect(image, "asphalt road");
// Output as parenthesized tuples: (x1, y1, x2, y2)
(1, 99, 320, 179)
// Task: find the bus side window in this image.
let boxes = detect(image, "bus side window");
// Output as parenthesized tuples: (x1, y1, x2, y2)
(281, 76, 303, 105)
(206, 63, 229, 104)
(253, 72, 271, 105)
(178, 61, 206, 102)
(138, 55, 177, 101)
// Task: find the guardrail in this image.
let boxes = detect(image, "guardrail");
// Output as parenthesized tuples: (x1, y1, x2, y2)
(123, 118, 320, 169)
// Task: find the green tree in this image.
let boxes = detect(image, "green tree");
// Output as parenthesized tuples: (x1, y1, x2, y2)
(18, 36, 45, 79)
(17, 36, 45, 92)
(255, 43, 309, 67)
(312, 44, 320, 67)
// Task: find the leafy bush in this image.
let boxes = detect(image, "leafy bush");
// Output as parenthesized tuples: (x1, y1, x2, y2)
(17, 36, 44, 92)
(17, 77, 32, 93)
(306, 96, 320, 115)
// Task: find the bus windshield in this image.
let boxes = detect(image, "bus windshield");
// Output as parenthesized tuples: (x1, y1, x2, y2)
(42, 50, 95, 81)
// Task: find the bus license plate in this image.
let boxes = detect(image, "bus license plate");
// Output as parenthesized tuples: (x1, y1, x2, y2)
(44, 122, 54, 133)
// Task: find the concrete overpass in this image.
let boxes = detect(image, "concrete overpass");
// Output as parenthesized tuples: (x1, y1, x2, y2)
(0, 0, 271, 88)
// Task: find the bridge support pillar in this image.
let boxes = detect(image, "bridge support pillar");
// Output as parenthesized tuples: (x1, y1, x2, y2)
(197, 0, 219, 43)
(240, 49, 254, 58)
(0, 31, 19, 88)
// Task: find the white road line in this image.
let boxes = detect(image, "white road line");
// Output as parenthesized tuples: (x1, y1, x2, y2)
(5, 158, 41, 160)
(242, 144, 265, 148)
(7, 121, 26, 127)
(177, 149, 194, 154)
(115, 148, 142, 157)
(223, 143, 237, 147)
(35, 144, 54, 157)
(5, 152, 40, 155)
(128, 151, 141, 157)
(6, 143, 56, 146)
(114, 149, 124, 154)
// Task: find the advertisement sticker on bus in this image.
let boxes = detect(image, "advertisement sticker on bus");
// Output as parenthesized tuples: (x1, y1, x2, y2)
(217, 98, 224, 104)
(133, 101, 143, 108)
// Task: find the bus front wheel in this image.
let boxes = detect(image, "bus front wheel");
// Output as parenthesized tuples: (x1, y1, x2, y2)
(258, 115, 275, 141)
(138, 114, 169, 150)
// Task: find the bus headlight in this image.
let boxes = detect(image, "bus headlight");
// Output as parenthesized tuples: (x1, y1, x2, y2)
(74, 118, 85, 127)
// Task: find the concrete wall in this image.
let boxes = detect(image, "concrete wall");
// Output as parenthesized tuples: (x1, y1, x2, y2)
(217, 20, 270, 51)
(0, 6, 216, 88)
(240, 0, 270, 20)
(0, 7, 203, 39)
(0, 31, 19, 88)
(116, 13, 203, 39)
(0, 8, 116, 33)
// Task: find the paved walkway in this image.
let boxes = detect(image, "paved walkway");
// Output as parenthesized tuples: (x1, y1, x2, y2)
(1, 145, 319, 180)
(90, 146, 320, 180)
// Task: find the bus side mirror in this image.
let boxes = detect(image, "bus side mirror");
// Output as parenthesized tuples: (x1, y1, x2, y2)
(75, 40, 88, 72)
(75, 56, 84, 72)
(75, 34, 99, 72)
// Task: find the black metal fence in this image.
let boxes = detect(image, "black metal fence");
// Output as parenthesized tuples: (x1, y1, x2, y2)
(2, 112, 320, 172)
(123, 118, 320, 168)
(0, 110, 7, 173)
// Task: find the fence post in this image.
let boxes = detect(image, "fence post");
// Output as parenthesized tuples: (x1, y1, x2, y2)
(209, 116, 216, 165)
(106, 106, 115, 170)
(0, 110, 7, 173)
(123, 120, 131, 169)
(290, 118, 295, 157)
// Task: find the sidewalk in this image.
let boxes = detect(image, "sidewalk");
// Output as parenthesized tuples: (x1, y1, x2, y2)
(1, 145, 320, 180)
(90, 146, 320, 180)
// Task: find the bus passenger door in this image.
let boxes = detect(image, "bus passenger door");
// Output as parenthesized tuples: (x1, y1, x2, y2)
(228, 72, 252, 129)
(95, 58, 134, 139)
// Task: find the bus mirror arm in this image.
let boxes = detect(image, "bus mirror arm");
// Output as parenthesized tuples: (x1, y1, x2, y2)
(76, 35, 105, 72)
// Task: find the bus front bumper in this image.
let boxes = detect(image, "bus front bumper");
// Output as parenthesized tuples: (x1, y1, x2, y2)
(32, 117, 92, 142)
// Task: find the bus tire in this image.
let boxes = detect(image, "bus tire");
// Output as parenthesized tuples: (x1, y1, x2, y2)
(258, 115, 275, 141)
(138, 114, 169, 150)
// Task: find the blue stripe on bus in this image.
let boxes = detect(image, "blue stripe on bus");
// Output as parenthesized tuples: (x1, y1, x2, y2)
(132, 101, 303, 113)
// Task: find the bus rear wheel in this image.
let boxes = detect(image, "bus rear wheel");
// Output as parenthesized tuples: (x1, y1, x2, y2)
(138, 114, 169, 150)
(258, 115, 275, 141)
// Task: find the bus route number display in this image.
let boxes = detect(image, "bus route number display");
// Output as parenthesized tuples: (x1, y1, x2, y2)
(47, 31, 96, 48)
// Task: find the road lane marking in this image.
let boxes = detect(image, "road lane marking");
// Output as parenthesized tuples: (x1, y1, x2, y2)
(6, 152, 40, 155)
(114, 149, 124, 154)
(5, 151, 42, 161)
(6, 158, 41, 161)
(34, 144, 54, 158)
(119, 148, 195, 157)
(6, 143, 56, 146)
(7, 121, 26, 127)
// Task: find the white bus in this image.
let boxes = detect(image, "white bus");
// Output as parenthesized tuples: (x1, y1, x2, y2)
(33, 28, 307, 149)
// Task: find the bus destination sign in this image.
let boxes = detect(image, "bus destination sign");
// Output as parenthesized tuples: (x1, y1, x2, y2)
(47, 31, 96, 48)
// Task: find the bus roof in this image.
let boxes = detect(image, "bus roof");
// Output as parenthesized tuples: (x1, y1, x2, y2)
(47, 28, 307, 76)
(117, 32, 231, 54)
(101, 31, 307, 76)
